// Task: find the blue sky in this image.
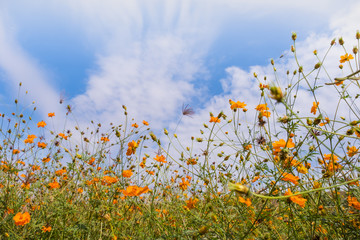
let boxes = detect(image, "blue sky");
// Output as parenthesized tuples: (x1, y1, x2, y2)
(0, 0, 359, 134)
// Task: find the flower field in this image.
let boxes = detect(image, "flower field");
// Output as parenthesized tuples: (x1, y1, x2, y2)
(1, 33, 360, 239)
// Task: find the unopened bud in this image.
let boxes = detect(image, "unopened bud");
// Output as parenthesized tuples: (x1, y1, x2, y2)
(339, 37, 344, 45)
(269, 84, 284, 103)
(228, 182, 250, 195)
(330, 39, 336, 46)
(291, 32, 297, 41)
(314, 62, 321, 69)
(353, 46, 358, 55)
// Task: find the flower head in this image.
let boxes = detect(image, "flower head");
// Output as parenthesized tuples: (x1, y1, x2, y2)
(102, 176, 118, 185)
(126, 140, 139, 156)
(122, 170, 133, 178)
(37, 142, 47, 149)
(37, 121, 46, 128)
(347, 146, 358, 157)
(42, 226, 52, 232)
(48, 112, 55, 117)
(154, 154, 167, 163)
(281, 172, 300, 185)
(284, 189, 307, 208)
(24, 134, 37, 144)
(340, 53, 354, 63)
(311, 102, 319, 115)
(229, 99, 247, 110)
(209, 116, 220, 123)
(49, 181, 60, 189)
(13, 212, 31, 226)
(348, 196, 360, 210)
(179, 177, 190, 191)
(121, 185, 149, 197)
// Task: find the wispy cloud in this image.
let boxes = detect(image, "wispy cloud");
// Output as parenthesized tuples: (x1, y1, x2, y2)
(0, 12, 66, 122)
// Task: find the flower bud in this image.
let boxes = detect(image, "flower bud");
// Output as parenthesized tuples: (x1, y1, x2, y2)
(228, 182, 250, 195)
(339, 37, 344, 45)
(269, 84, 284, 103)
(291, 32, 297, 41)
(356, 31, 360, 40)
(353, 46, 358, 55)
(314, 62, 321, 69)
(331, 39, 336, 46)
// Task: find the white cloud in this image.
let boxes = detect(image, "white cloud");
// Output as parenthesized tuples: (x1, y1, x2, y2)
(0, 12, 66, 123)
(1, 0, 360, 141)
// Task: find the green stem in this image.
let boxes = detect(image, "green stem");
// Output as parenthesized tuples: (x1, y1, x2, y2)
(251, 178, 360, 200)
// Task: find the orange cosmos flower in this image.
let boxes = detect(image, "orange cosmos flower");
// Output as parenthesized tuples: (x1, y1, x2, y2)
(13, 212, 31, 226)
(284, 189, 307, 208)
(126, 140, 138, 156)
(121, 185, 149, 197)
(347, 146, 358, 157)
(297, 164, 308, 174)
(48, 181, 60, 189)
(319, 117, 330, 126)
(244, 144, 252, 151)
(179, 177, 190, 191)
(143, 120, 149, 126)
(323, 154, 338, 162)
(154, 154, 167, 163)
(209, 116, 220, 123)
(186, 158, 197, 165)
(311, 102, 319, 115)
(24, 134, 37, 144)
(340, 53, 354, 63)
(259, 83, 269, 90)
(348, 196, 360, 210)
(238, 196, 252, 207)
(272, 138, 295, 155)
(55, 168, 66, 176)
(122, 170, 133, 178)
(41, 226, 52, 232)
(229, 99, 247, 110)
(132, 123, 138, 128)
(48, 112, 55, 117)
(100, 136, 110, 142)
(255, 104, 269, 112)
(12, 149, 20, 154)
(281, 172, 300, 185)
(37, 142, 47, 149)
(185, 197, 199, 210)
(37, 121, 46, 128)
(102, 176, 118, 185)
(58, 133, 68, 140)
(272, 138, 295, 149)
(88, 157, 95, 165)
(255, 104, 271, 118)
